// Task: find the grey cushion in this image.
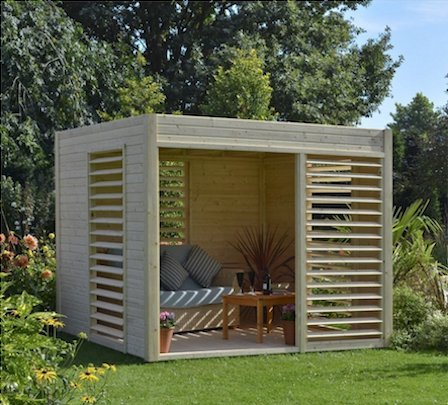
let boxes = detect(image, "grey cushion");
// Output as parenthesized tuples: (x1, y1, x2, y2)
(160, 286, 234, 308)
(160, 245, 192, 265)
(179, 276, 202, 291)
(160, 253, 189, 291)
(183, 245, 222, 288)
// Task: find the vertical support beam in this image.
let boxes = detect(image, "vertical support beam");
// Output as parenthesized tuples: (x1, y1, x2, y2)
(382, 129, 393, 345)
(295, 153, 307, 353)
(55, 132, 61, 314)
(144, 114, 160, 362)
(259, 156, 266, 229)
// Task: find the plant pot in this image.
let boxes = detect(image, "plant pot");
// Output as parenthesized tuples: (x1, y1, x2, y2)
(160, 327, 174, 353)
(282, 320, 295, 346)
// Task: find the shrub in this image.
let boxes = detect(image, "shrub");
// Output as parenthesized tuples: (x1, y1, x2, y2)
(393, 285, 432, 332)
(1, 231, 56, 310)
(412, 311, 448, 352)
(0, 275, 116, 403)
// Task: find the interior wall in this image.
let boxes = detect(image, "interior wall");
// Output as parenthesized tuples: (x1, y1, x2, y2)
(188, 156, 261, 264)
(264, 155, 296, 282)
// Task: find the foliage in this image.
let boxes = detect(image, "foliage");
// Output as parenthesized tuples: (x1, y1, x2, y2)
(1, 0, 132, 233)
(281, 304, 295, 321)
(390, 93, 447, 230)
(230, 227, 294, 289)
(1, 231, 56, 311)
(160, 311, 176, 329)
(60, 1, 401, 124)
(202, 49, 274, 120)
(392, 200, 447, 311)
(412, 311, 448, 352)
(0, 275, 116, 404)
(392, 286, 432, 332)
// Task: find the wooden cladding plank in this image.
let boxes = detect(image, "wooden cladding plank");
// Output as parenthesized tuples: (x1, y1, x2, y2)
(307, 172, 382, 180)
(308, 329, 382, 338)
(91, 324, 124, 339)
(307, 245, 381, 252)
(307, 317, 382, 326)
(308, 281, 382, 288)
(90, 168, 122, 176)
(308, 232, 382, 239)
(306, 185, 381, 192)
(91, 300, 124, 313)
(307, 258, 382, 264)
(90, 229, 123, 237)
(307, 270, 382, 276)
(307, 209, 382, 216)
(90, 241, 123, 249)
(90, 277, 124, 288)
(90, 288, 123, 301)
(90, 193, 123, 200)
(91, 312, 124, 326)
(307, 293, 382, 301)
(90, 265, 123, 275)
(90, 181, 123, 188)
(307, 305, 382, 313)
(307, 220, 382, 227)
(90, 206, 123, 212)
(89, 218, 123, 224)
(90, 156, 123, 164)
(307, 196, 382, 204)
(90, 253, 123, 262)
(307, 159, 382, 167)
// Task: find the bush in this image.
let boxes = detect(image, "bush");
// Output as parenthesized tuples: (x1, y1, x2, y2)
(1, 231, 56, 310)
(412, 312, 448, 352)
(0, 275, 116, 403)
(393, 285, 432, 332)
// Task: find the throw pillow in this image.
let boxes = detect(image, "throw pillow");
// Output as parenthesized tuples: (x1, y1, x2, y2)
(160, 252, 189, 291)
(183, 245, 222, 288)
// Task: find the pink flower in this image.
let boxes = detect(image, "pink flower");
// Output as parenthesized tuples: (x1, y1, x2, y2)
(14, 255, 29, 268)
(0, 233, 5, 245)
(23, 234, 38, 250)
(41, 269, 53, 280)
(8, 233, 18, 245)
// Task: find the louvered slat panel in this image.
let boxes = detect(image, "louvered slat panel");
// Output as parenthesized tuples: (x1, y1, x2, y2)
(90, 206, 123, 212)
(91, 324, 124, 339)
(90, 218, 123, 224)
(90, 193, 123, 200)
(90, 241, 123, 249)
(91, 312, 124, 326)
(90, 288, 123, 300)
(91, 300, 124, 313)
(307, 159, 382, 167)
(307, 209, 382, 216)
(90, 230, 123, 237)
(90, 265, 123, 275)
(308, 281, 382, 288)
(90, 253, 123, 262)
(90, 181, 123, 188)
(91, 277, 124, 288)
(308, 317, 382, 326)
(307, 270, 382, 276)
(90, 168, 122, 176)
(307, 293, 382, 301)
(307, 305, 382, 313)
(308, 329, 382, 339)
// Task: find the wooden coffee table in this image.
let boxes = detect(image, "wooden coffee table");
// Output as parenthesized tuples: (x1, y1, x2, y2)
(222, 292, 295, 343)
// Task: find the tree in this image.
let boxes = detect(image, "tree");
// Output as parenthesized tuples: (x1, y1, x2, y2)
(389, 93, 447, 227)
(60, 1, 401, 125)
(202, 49, 274, 120)
(1, 0, 131, 233)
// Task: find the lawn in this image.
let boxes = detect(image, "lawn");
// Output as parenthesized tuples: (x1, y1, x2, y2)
(73, 341, 448, 405)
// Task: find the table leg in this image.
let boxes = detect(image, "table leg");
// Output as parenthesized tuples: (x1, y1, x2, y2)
(223, 299, 229, 340)
(267, 304, 273, 333)
(256, 301, 263, 343)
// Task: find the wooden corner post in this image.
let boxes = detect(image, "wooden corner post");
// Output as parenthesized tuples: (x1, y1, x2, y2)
(145, 114, 160, 361)
(295, 153, 307, 353)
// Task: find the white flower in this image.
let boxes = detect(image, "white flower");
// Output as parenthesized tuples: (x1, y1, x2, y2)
(20, 207, 26, 212)
(14, 221, 20, 226)
(11, 202, 17, 208)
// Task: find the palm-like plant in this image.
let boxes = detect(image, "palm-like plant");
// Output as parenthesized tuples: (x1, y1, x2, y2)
(230, 227, 294, 290)
(393, 200, 447, 311)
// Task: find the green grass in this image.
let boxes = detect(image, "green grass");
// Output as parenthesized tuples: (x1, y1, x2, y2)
(73, 342, 448, 405)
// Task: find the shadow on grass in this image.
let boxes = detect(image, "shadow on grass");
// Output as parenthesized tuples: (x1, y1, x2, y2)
(60, 333, 144, 366)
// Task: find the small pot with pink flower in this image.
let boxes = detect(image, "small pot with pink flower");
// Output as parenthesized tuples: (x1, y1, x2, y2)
(159, 311, 176, 353)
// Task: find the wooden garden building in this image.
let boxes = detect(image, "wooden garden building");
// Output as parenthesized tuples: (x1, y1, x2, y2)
(55, 114, 393, 362)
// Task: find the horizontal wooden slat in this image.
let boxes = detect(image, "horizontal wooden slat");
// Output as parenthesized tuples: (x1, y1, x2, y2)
(90, 265, 123, 275)
(91, 324, 124, 339)
(307, 185, 381, 192)
(308, 165, 351, 172)
(91, 300, 124, 313)
(90, 181, 123, 188)
(307, 159, 382, 167)
(307, 270, 382, 276)
(307, 245, 381, 252)
(308, 232, 382, 239)
(90, 206, 123, 212)
(91, 277, 124, 288)
(159, 176, 184, 181)
(90, 229, 123, 237)
(90, 156, 123, 164)
(90, 168, 122, 176)
(308, 317, 382, 326)
(90, 288, 123, 300)
(90, 253, 123, 262)
(90, 241, 123, 249)
(307, 305, 382, 313)
(90, 193, 123, 200)
(307, 221, 382, 228)
(90, 218, 123, 224)
(307, 196, 382, 204)
(307, 172, 381, 179)
(308, 329, 382, 339)
(307, 258, 382, 264)
(307, 209, 382, 216)
(91, 312, 124, 326)
(307, 293, 382, 301)
(308, 281, 382, 288)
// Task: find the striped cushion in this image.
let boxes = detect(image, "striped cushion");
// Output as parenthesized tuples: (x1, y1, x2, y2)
(183, 245, 222, 288)
(160, 253, 189, 291)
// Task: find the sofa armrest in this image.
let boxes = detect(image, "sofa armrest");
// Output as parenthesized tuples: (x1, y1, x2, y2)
(211, 266, 244, 289)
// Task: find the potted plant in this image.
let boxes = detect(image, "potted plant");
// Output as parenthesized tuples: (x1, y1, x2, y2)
(281, 304, 295, 345)
(160, 311, 176, 353)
